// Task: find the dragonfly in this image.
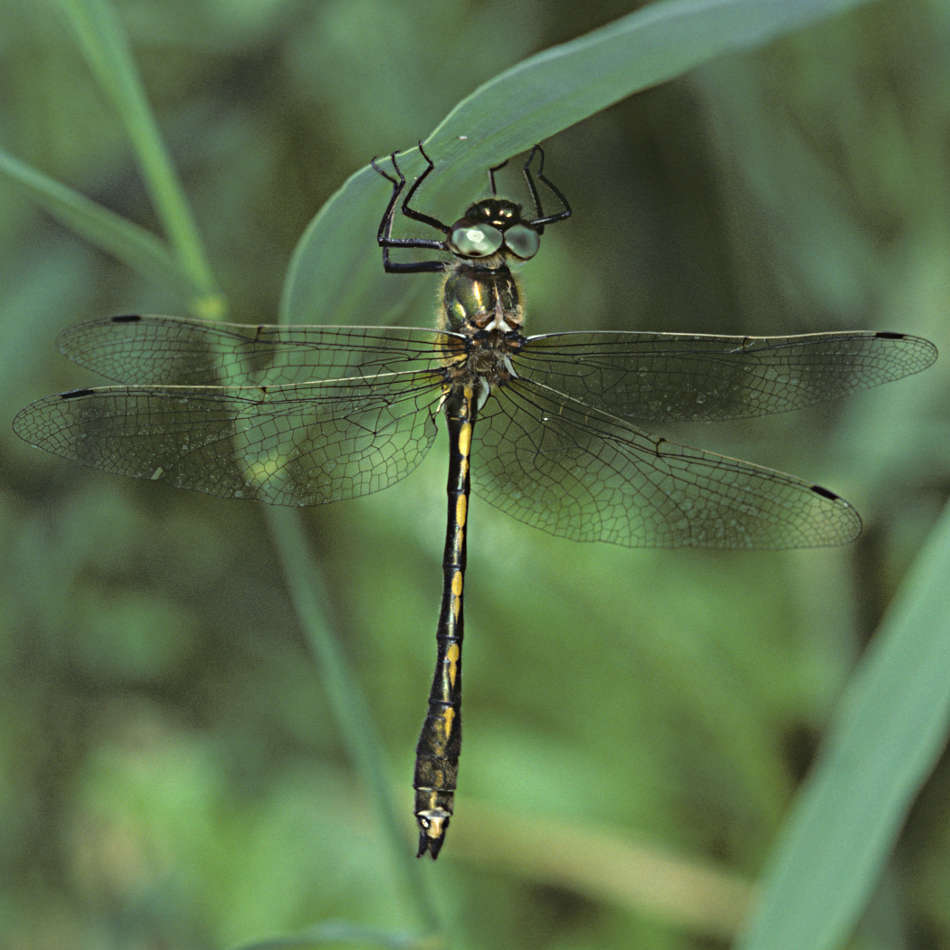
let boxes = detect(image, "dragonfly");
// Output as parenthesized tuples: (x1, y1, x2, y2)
(13, 143, 937, 859)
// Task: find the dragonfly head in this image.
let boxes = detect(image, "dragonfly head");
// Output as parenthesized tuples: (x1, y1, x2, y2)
(415, 807, 451, 859)
(448, 199, 541, 262)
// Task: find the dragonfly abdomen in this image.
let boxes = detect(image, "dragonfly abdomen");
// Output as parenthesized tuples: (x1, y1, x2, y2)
(413, 383, 474, 859)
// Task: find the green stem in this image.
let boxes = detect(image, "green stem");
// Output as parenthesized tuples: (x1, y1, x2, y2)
(0, 147, 191, 297)
(58, 0, 225, 317)
(264, 507, 441, 937)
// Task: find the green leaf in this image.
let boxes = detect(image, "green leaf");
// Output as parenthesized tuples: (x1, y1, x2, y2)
(738, 498, 950, 950)
(281, 0, 875, 327)
(0, 146, 189, 296)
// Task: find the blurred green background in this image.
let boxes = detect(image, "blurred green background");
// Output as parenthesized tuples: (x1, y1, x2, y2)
(3, 1, 949, 948)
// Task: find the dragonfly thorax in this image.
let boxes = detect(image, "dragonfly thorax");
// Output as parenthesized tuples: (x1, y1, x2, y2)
(441, 329, 521, 414)
(441, 261, 525, 334)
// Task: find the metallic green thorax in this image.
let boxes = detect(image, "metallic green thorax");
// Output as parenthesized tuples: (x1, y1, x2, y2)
(441, 260, 525, 334)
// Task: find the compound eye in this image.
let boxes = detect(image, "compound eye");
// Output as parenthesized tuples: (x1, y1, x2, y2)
(450, 224, 503, 257)
(503, 224, 540, 260)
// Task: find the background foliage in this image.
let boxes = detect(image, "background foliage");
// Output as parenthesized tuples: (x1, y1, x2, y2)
(2, 1, 949, 948)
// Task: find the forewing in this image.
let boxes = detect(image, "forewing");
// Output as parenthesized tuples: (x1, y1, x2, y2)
(515, 330, 937, 423)
(57, 314, 458, 386)
(474, 378, 860, 549)
(13, 371, 444, 506)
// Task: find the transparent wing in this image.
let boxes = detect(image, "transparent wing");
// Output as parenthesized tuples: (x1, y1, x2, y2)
(515, 330, 937, 423)
(13, 371, 445, 506)
(57, 314, 460, 386)
(475, 378, 861, 549)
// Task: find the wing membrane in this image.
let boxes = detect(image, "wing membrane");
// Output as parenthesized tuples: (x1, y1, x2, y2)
(515, 330, 937, 423)
(57, 314, 460, 386)
(475, 378, 861, 549)
(13, 371, 444, 506)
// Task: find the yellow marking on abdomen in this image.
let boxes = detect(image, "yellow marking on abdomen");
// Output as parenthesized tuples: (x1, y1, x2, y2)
(457, 421, 472, 458)
(450, 572, 462, 620)
(446, 642, 460, 688)
(442, 706, 455, 738)
(455, 493, 467, 527)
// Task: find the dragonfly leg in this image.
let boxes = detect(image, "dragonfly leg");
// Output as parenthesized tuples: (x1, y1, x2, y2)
(488, 156, 509, 195)
(523, 144, 572, 230)
(372, 144, 450, 274)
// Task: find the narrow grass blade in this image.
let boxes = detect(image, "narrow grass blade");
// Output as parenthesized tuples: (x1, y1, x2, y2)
(58, 0, 224, 316)
(429, 0, 876, 162)
(738, 499, 950, 950)
(453, 802, 753, 938)
(0, 147, 190, 298)
(233, 920, 435, 949)
(264, 508, 441, 938)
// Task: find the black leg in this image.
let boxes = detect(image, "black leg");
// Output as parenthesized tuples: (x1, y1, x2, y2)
(372, 145, 450, 274)
(523, 145, 572, 230)
(371, 152, 407, 246)
(398, 143, 452, 233)
(521, 146, 545, 218)
(488, 157, 509, 196)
